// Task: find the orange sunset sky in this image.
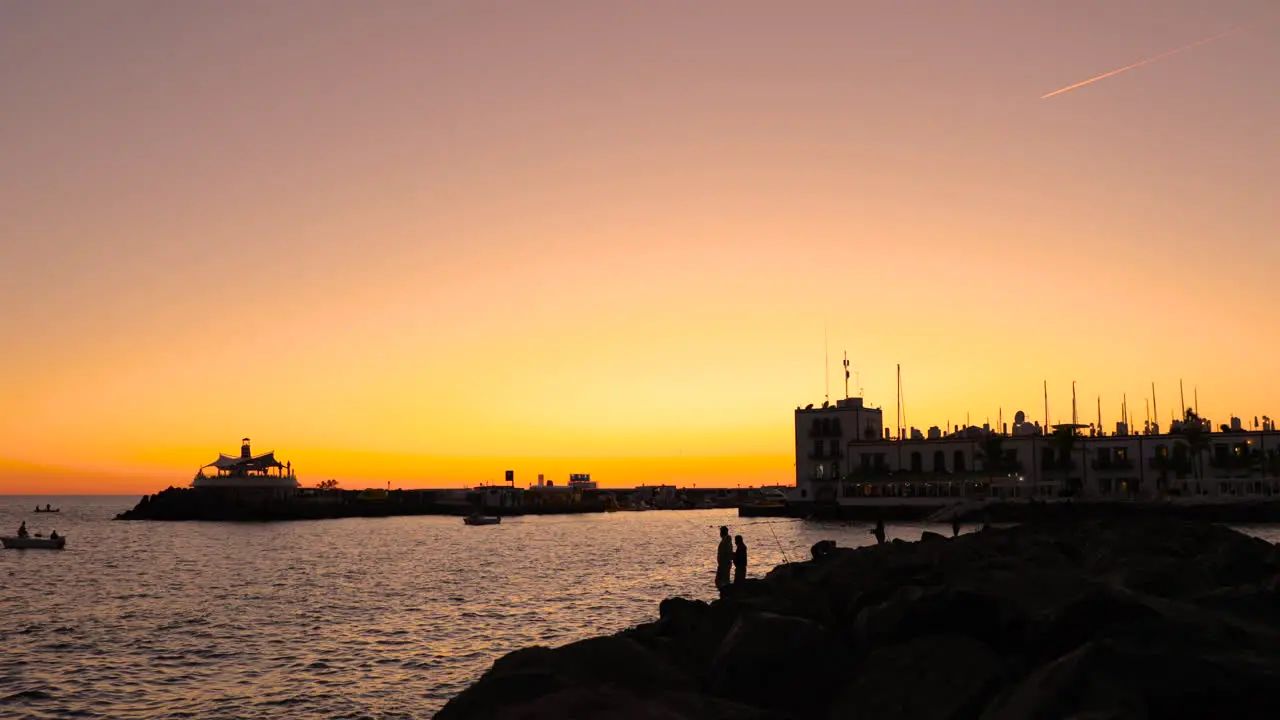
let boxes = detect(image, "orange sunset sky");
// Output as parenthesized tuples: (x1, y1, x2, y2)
(2, 1, 1278, 494)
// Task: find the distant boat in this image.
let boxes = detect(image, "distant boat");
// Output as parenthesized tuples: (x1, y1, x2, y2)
(463, 514, 501, 526)
(2, 535, 66, 550)
(34, 508, 59, 513)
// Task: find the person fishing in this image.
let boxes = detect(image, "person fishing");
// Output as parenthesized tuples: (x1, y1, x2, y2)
(871, 517, 886, 545)
(733, 535, 748, 583)
(715, 526, 733, 589)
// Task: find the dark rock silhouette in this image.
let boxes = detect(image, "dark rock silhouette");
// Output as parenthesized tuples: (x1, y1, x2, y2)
(437, 518, 1280, 720)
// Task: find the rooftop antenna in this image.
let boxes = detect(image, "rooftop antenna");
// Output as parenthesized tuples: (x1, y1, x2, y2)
(1145, 397, 1151, 434)
(843, 351, 850, 399)
(1097, 395, 1102, 434)
(1072, 381, 1078, 426)
(1195, 386, 1199, 417)
(1180, 379, 1186, 420)
(824, 326, 830, 405)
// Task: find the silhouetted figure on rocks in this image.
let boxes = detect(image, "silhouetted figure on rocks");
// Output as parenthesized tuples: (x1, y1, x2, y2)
(733, 535, 747, 583)
(871, 518, 886, 545)
(17, 521, 28, 538)
(810, 540, 836, 559)
(715, 526, 733, 589)
(952, 517, 961, 537)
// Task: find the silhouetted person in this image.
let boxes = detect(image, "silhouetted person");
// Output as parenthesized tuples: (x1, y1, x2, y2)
(50, 530, 58, 540)
(981, 511, 992, 531)
(17, 521, 28, 538)
(952, 517, 961, 537)
(810, 540, 836, 559)
(733, 535, 747, 583)
(871, 518, 886, 545)
(715, 526, 732, 589)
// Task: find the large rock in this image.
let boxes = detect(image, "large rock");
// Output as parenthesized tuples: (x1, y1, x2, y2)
(487, 685, 786, 720)
(435, 636, 695, 720)
(708, 612, 851, 719)
(826, 634, 1002, 720)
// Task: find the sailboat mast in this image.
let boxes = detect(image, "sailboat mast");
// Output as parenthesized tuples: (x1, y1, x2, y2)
(1151, 383, 1159, 434)
(896, 364, 902, 440)
(899, 365, 907, 437)
(1043, 380, 1049, 435)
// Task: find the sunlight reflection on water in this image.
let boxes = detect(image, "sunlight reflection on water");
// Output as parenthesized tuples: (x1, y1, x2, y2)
(2, 497, 1277, 719)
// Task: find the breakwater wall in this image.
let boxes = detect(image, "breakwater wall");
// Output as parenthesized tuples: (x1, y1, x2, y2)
(114, 486, 755, 521)
(437, 517, 1280, 719)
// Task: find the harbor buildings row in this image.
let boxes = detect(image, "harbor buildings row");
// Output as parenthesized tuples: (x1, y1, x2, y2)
(794, 396, 1280, 507)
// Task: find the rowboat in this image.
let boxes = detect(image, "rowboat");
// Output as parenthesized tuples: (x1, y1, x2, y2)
(2, 535, 66, 549)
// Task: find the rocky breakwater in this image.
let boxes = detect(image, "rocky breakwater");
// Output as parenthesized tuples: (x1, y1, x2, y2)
(437, 518, 1280, 720)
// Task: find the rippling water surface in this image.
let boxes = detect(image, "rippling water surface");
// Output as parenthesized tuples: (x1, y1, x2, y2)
(3, 496, 1278, 719)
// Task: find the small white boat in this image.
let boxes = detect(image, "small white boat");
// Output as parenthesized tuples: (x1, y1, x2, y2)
(2, 535, 66, 549)
(463, 515, 501, 526)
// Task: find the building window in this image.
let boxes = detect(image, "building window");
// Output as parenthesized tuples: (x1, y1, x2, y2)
(933, 451, 946, 473)
(954, 451, 965, 472)
(910, 452, 922, 473)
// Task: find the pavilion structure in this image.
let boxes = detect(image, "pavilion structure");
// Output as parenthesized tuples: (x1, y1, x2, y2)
(192, 437, 300, 492)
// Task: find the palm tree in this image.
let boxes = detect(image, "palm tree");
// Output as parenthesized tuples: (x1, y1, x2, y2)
(978, 434, 1007, 475)
(1178, 408, 1210, 485)
(1050, 425, 1081, 495)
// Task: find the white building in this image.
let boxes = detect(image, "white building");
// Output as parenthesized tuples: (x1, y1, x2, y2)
(795, 399, 1280, 506)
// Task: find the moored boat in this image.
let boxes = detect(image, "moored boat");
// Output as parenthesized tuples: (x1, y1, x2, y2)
(2, 535, 66, 549)
(737, 500, 790, 517)
(463, 514, 501, 526)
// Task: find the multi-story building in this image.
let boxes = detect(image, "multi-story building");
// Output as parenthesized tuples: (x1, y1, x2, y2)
(793, 395, 1280, 510)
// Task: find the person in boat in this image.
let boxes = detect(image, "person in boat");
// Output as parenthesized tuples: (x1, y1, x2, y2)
(17, 521, 28, 538)
(733, 535, 747, 584)
(46, 504, 52, 511)
(715, 526, 733, 589)
(50, 530, 58, 540)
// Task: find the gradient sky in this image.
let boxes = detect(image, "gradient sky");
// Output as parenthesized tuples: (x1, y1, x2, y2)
(2, 1, 1277, 493)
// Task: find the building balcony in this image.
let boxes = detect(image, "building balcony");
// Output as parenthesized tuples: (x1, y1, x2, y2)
(1091, 459, 1135, 471)
(1209, 456, 1257, 471)
(807, 449, 844, 461)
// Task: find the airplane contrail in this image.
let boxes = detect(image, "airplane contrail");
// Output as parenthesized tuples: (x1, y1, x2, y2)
(1041, 23, 1249, 99)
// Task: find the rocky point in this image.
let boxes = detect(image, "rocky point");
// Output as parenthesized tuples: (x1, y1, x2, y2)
(437, 517, 1280, 720)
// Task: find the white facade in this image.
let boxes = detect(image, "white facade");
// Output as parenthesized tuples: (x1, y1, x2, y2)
(795, 403, 1280, 504)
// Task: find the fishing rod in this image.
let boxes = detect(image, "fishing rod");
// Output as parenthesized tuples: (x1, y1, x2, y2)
(767, 520, 790, 564)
